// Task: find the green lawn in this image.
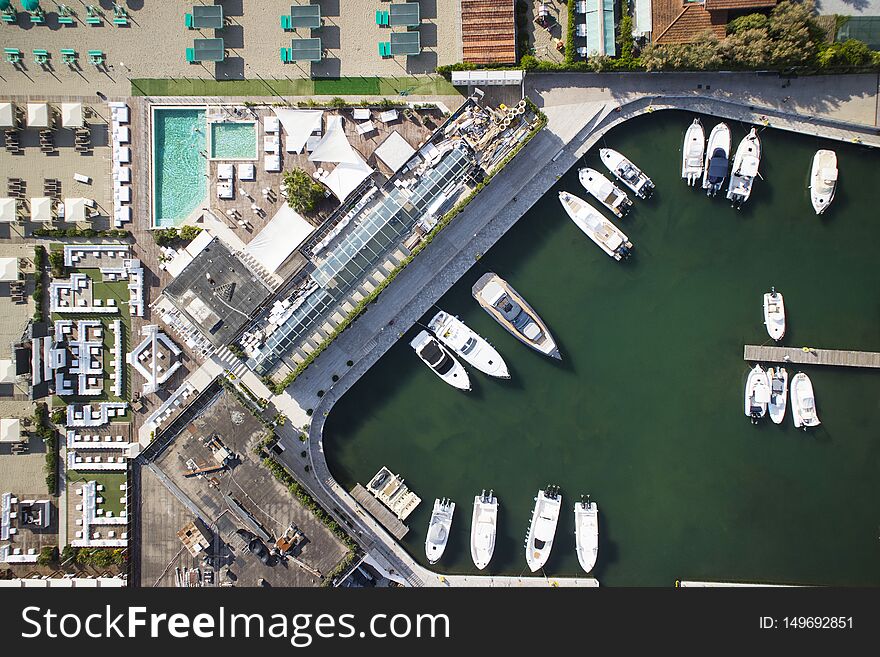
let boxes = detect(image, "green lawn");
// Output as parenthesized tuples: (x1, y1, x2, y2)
(131, 76, 459, 97)
(67, 471, 128, 518)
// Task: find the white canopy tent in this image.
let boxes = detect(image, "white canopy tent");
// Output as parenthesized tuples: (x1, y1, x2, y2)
(244, 204, 314, 273)
(64, 198, 88, 223)
(0, 418, 21, 443)
(30, 197, 53, 222)
(0, 198, 16, 223)
(321, 154, 374, 202)
(374, 131, 416, 173)
(27, 103, 50, 128)
(308, 116, 361, 165)
(273, 108, 323, 155)
(0, 103, 14, 129)
(0, 258, 18, 282)
(0, 360, 15, 384)
(61, 102, 83, 128)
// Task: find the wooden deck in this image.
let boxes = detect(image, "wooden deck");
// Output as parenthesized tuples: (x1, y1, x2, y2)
(744, 345, 880, 368)
(351, 484, 409, 540)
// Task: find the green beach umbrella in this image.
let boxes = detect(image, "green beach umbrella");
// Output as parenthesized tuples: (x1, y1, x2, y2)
(22, 0, 39, 11)
(0, 0, 12, 11)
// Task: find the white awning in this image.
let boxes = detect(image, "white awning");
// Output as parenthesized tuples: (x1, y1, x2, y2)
(244, 204, 314, 273)
(374, 131, 416, 173)
(61, 102, 83, 128)
(0, 418, 21, 443)
(321, 153, 374, 202)
(0, 257, 18, 282)
(308, 116, 361, 164)
(0, 360, 14, 384)
(0, 103, 14, 128)
(273, 108, 323, 155)
(30, 197, 53, 222)
(27, 103, 49, 128)
(0, 197, 16, 223)
(64, 197, 88, 223)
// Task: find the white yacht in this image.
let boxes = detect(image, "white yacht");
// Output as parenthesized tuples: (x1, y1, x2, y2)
(681, 119, 705, 186)
(425, 498, 455, 565)
(744, 364, 771, 423)
(525, 486, 562, 573)
(790, 372, 821, 430)
(726, 128, 761, 207)
(470, 490, 498, 570)
(763, 287, 785, 342)
(410, 330, 471, 391)
(472, 273, 561, 359)
(767, 367, 788, 425)
(810, 149, 838, 215)
(427, 310, 510, 379)
(574, 496, 599, 574)
(599, 148, 654, 198)
(702, 122, 731, 197)
(558, 191, 633, 261)
(578, 167, 632, 217)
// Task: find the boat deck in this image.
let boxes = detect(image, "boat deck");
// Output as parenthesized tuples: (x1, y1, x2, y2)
(352, 484, 409, 540)
(744, 345, 880, 369)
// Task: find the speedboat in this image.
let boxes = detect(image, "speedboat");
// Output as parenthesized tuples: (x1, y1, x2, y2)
(525, 486, 562, 572)
(791, 372, 821, 429)
(702, 122, 731, 197)
(427, 310, 510, 379)
(410, 330, 471, 391)
(470, 490, 498, 570)
(681, 119, 705, 186)
(599, 148, 654, 199)
(425, 498, 455, 564)
(810, 149, 838, 215)
(558, 191, 633, 261)
(578, 167, 632, 217)
(472, 272, 560, 359)
(744, 364, 771, 423)
(574, 496, 599, 574)
(727, 128, 761, 208)
(767, 367, 788, 425)
(763, 287, 785, 341)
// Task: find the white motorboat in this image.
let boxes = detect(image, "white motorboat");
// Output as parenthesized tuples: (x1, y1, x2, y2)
(472, 273, 561, 359)
(525, 486, 562, 572)
(790, 372, 821, 429)
(744, 364, 771, 422)
(727, 128, 761, 207)
(702, 122, 731, 197)
(574, 496, 599, 574)
(681, 119, 705, 186)
(599, 148, 654, 199)
(470, 490, 498, 570)
(410, 330, 471, 391)
(425, 498, 455, 564)
(558, 191, 633, 261)
(810, 149, 838, 215)
(578, 167, 633, 217)
(767, 367, 788, 425)
(763, 287, 785, 341)
(427, 310, 510, 379)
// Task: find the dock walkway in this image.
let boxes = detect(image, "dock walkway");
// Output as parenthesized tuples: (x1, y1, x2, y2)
(744, 345, 880, 368)
(351, 484, 409, 540)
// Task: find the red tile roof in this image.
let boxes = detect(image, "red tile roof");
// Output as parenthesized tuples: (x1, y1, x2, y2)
(653, 3, 728, 44)
(705, 0, 776, 10)
(461, 0, 517, 65)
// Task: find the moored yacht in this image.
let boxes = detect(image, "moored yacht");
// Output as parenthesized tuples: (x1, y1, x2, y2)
(702, 122, 731, 197)
(726, 128, 761, 208)
(472, 273, 560, 359)
(578, 167, 633, 217)
(574, 495, 599, 574)
(427, 310, 510, 379)
(558, 191, 633, 261)
(810, 149, 838, 215)
(470, 490, 498, 570)
(744, 364, 771, 423)
(790, 372, 821, 430)
(410, 330, 471, 391)
(768, 367, 788, 425)
(681, 119, 705, 186)
(425, 498, 455, 564)
(763, 287, 785, 342)
(525, 486, 562, 572)
(599, 148, 654, 199)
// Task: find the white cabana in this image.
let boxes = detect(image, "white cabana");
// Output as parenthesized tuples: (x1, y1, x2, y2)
(244, 204, 314, 273)
(0, 360, 15, 384)
(0, 257, 18, 282)
(374, 131, 416, 173)
(0, 103, 14, 129)
(30, 197, 53, 222)
(321, 153, 374, 202)
(273, 108, 323, 155)
(0, 198, 16, 223)
(64, 198, 88, 223)
(308, 116, 361, 165)
(0, 418, 21, 443)
(61, 102, 83, 128)
(27, 103, 50, 128)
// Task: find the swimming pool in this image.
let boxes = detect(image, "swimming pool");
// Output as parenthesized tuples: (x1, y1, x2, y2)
(152, 107, 207, 228)
(209, 121, 257, 160)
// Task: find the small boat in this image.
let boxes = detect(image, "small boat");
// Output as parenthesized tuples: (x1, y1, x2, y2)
(425, 498, 455, 564)
(525, 486, 562, 572)
(427, 310, 510, 379)
(681, 119, 705, 186)
(702, 122, 731, 197)
(470, 490, 498, 570)
(726, 128, 761, 207)
(790, 372, 821, 430)
(810, 149, 838, 215)
(558, 191, 633, 261)
(767, 367, 788, 425)
(472, 272, 560, 359)
(409, 330, 471, 391)
(574, 495, 599, 574)
(763, 287, 785, 341)
(599, 148, 654, 199)
(578, 167, 632, 217)
(744, 364, 771, 423)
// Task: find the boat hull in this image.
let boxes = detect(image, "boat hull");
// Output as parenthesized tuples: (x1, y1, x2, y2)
(578, 167, 632, 217)
(599, 148, 654, 199)
(410, 330, 471, 391)
(768, 367, 788, 425)
(574, 501, 599, 573)
(810, 149, 838, 215)
(525, 489, 562, 572)
(745, 364, 770, 419)
(763, 291, 785, 342)
(702, 123, 731, 196)
(558, 191, 633, 261)
(681, 119, 705, 186)
(791, 372, 821, 429)
(428, 311, 510, 379)
(425, 499, 455, 564)
(726, 128, 761, 207)
(470, 494, 498, 570)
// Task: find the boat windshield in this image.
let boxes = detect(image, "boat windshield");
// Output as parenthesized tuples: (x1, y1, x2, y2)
(708, 150, 727, 181)
(461, 336, 478, 355)
(421, 341, 455, 375)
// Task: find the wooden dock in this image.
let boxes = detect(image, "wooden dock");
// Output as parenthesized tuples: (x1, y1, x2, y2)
(351, 484, 409, 540)
(743, 345, 880, 369)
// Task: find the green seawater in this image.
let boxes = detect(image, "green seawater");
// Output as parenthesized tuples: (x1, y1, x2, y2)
(324, 110, 880, 586)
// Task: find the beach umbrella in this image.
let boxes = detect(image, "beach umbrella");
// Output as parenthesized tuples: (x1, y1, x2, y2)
(0, 0, 12, 11)
(22, 0, 38, 11)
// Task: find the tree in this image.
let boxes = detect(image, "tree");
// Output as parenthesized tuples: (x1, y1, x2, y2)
(47, 249, 65, 278)
(37, 546, 58, 566)
(179, 225, 202, 241)
(153, 227, 179, 246)
(727, 13, 769, 35)
(283, 168, 325, 214)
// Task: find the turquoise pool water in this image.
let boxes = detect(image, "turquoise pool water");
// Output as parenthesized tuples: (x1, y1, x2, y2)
(210, 121, 257, 159)
(153, 108, 207, 228)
